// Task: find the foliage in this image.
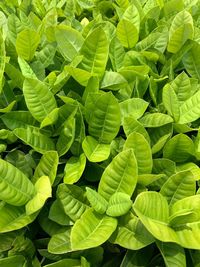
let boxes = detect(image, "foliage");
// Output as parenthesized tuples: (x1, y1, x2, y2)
(0, 0, 200, 266)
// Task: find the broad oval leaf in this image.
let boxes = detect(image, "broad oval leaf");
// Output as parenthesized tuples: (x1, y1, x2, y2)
(167, 10, 194, 53)
(124, 132, 152, 174)
(26, 176, 52, 215)
(0, 203, 37, 233)
(79, 27, 109, 78)
(48, 228, 72, 254)
(23, 78, 57, 123)
(14, 126, 55, 154)
(86, 187, 108, 214)
(98, 149, 138, 201)
(64, 154, 86, 184)
(85, 92, 121, 143)
(163, 133, 195, 162)
(117, 19, 138, 49)
(0, 159, 35, 206)
(82, 136, 110, 162)
(160, 170, 196, 206)
(110, 212, 154, 250)
(33, 151, 58, 185)
(139, 113, 173, 127)
(106, 193, 132, 217)
(16, 29, 40, 61)
(57, 184, 89, 222)
(71, 208, 117, 250)
(163, 84, 180, 122)
(133, 191, 179, 243)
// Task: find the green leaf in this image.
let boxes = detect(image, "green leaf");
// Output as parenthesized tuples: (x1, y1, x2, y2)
(64, 154, 86, 184)
(167, 10, 194, 53)
(49, 200, 73, 226)
(48, 228, 72, 254)
(40, 108, 59, 129)
(56, 116, 76, 157)
(85, 92, 120, 143)
(139, 113, 173, 127)
(0, 31, 6, 94)
(133, 191, 179, 243)
(120, 98, 149, 123)
(0, 203, 37, 233)
(79, 27, 109, 78)
(110, 211, 154, 250)
(163, 84, 180, 122)
(71, 208, 117, 250)
(117, 19, 138, 49)
(178, 90, 200, 124)
(43, 259, 81, 267)
(106, 193, 132, 217)
(0, 255, 27, 267)
(157, 241, 186, 267)
(23, 78, 57, 123)
(86, 187, 108, 214)
(0, 158, 35, 206)
(1, 111, 38, 130)
(16, 29, 40, 61)
(124, 132, 152, 174)
(14, 126, 55, 154)
(123, 116, 150, 142)
(98, 149, 138, 201)
(33, 151, 58, 185)
(160, 171, 196, 206)
(163, 133, 195, 162)
(109, 36, 125, 71)
(55, 25, 84, 61)
(57, 184, 89, 222)
(100, 71, 127, 91)
(26, 176, 52, 215)
(183, 43, 200, 80)
(82, 136, 110, 162)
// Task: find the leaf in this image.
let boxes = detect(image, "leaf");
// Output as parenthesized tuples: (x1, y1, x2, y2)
(170, 72, 191, 102)
(82, 136, 110, 162)
(100, 71, 127, 91)
(163, 84, 180, 122)
(98, 149, 138, 201)
(33, 151, 58, 185)
(49, 200, 73, 226)
(119, 98, 149, 123)
(133, 191, 179, 243)
(139, 113, 173, 127)
(0, 203, 37, 233)
(23, 78, 57, 123)
(55, 25, 84, 61)
(86, 187, 108, 214)
(178, 90, 200, 124)
(106, 193, 132, 217)
(0, 31, 6, 94)
(26, 176, 52, 215)
(14, 126, 55, 154)
(109, 37, 125, 71)
(79, 27, 109, 78)
(56, 116, 76, 156)
(123, 116, 150, 142)
(157, 241, 186, 267)
(0, 255, 27, 267)
(43, 259, 81, 267)
(124, 132, 152, 174)
(163, 133, 195, 162)
(183, 43, 200, 80)
(57, 184, 89, 222)
(16, 29, 40, 61)
(71, 208, 117, 250)
(167, 10, 194, 53)
(40, 108, 59, 129)
(116, 19, 138, 49)
(64, 154, 86, 184)
(160, 171, 196, 206)
(85, 92, 121, 143)
(0, 159, 35, 206)
(1, 111, 38, 130)
(48, 229, 72, 254)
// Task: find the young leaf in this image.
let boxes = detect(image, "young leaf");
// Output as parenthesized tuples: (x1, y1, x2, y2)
(86, 187, 108, 214)
(106, 193, 132, 217)
(26, 176, 52, 215)
(71, 208, 117, 250)
(98, 149, 138, 201)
